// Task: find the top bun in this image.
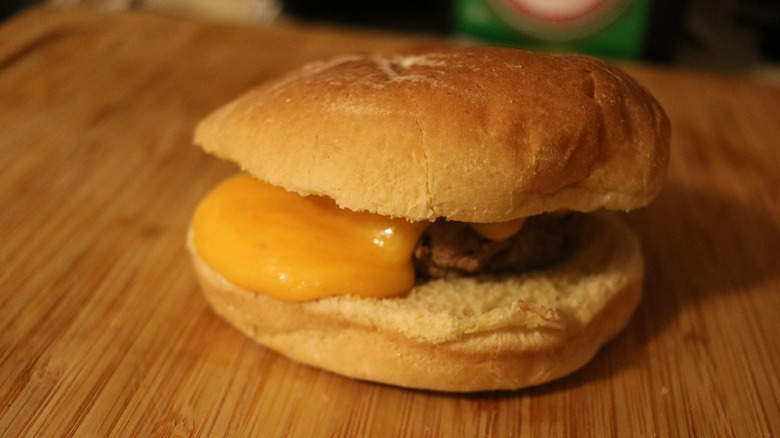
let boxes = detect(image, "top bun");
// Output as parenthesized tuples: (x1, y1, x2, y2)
(194, 47, 670, 222)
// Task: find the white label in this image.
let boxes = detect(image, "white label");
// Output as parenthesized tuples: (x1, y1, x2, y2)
(486, 0, 630, 40)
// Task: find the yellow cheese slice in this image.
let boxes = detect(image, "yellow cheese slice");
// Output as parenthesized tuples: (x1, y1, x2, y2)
(470, 218, 526, 241)
(192, 174, 427, 302)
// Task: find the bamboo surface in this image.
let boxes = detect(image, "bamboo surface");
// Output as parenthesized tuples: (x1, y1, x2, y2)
(1, 6, 779, 437)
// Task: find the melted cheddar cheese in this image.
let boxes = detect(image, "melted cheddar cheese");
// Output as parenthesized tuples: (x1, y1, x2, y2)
(192, 174, 530, 302)
(470, 218, 526, 241)
(192, 174, 428, 302)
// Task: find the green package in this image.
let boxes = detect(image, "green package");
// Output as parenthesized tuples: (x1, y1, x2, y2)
(454, 0, 652, 60)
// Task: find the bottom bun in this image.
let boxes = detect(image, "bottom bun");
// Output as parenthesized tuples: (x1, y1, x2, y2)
(188, 211, 644, 392)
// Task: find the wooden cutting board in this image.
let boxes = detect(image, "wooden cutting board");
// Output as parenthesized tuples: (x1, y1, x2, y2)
(1, 6, 779, 437)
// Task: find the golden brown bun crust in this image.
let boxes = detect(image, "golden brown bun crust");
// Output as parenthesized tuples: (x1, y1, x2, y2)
(194, 47, 670, 222)
(188, 212, 644, 392)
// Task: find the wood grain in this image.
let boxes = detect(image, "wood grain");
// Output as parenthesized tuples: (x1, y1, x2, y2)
(1, 6, 779, 437)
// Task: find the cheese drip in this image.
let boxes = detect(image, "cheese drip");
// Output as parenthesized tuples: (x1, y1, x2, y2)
(192, 174, 428, 302)
(470, 218, 526, 241)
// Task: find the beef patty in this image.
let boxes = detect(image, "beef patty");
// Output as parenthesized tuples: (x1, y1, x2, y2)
(413, 213, 575, 280)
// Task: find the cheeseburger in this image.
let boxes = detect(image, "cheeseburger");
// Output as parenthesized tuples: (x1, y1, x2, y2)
(188, 47, 670, 392)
